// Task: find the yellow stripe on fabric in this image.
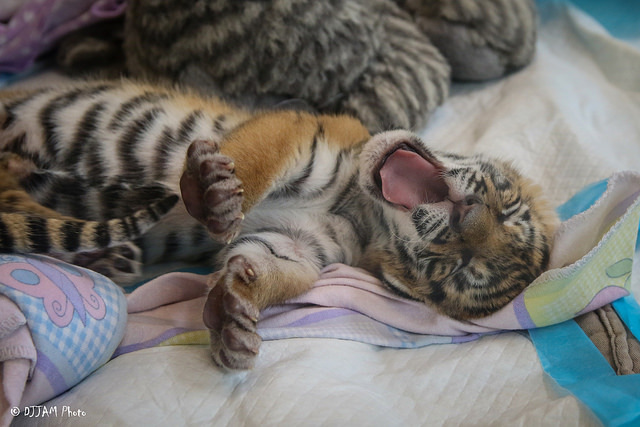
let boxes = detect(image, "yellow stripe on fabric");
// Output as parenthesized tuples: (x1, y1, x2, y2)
(157, 330, 210, 347)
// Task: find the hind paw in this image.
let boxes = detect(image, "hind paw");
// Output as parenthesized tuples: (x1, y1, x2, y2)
(180, 139, 244, 244)
(73, 242, 143, 284)
(203, 255, 261, 370)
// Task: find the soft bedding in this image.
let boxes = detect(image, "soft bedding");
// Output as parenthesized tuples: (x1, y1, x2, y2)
(2, 1, 640, 426)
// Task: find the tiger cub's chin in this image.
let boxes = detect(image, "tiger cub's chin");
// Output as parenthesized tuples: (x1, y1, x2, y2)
(359, 130, 559, 320)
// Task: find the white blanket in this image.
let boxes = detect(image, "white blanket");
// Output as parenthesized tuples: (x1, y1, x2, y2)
(12, 2, 640, 426)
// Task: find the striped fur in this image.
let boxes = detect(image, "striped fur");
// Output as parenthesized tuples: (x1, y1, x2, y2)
(0, 197, 179, 255)
(396, 0, 537, 80)
(0, 80, 557, 368)
(56, 0, 536, 132)
(358, 131, 557, 319)
(53, 0, 451, 132)
(122, 0, 452, 132)
(0, 152, 179, 257)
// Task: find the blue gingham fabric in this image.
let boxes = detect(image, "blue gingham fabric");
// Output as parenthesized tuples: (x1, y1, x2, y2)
(0, 254, 127, 395)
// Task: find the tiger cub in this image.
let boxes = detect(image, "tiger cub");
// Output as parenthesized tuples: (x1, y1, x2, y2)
(0, 151, 179, 280)
(57, 0, 537, 132)
(0, 80, 558, 370)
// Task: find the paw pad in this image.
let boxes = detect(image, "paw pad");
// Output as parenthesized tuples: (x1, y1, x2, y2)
(203, 255, 262, 370)
(181, 140, 244, 244)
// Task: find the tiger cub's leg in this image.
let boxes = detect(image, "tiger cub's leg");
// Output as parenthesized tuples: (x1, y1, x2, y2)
(180, 139, 321, 369)
(205, 233, 322, 370)
(0, 153, 145, 284)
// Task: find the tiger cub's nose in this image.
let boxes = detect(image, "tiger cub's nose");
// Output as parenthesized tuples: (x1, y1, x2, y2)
(449, 196, 482, 233)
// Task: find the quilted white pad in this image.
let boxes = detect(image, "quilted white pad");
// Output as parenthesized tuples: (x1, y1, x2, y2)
(18, 337, 599, 426)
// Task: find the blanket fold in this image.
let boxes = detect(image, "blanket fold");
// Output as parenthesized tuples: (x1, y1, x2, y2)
(0, 297, 35, 427)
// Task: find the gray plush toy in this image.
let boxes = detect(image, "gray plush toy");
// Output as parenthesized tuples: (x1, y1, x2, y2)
(57, 0, 537, 132)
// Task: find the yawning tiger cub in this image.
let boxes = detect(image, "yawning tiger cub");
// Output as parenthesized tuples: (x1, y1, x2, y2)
(0, 80, 557, 369)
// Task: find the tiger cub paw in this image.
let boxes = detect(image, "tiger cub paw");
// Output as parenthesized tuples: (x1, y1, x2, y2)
(203, 255, 262, 370)
(72, 242, 143, 284)
(180, 139, 244, 244)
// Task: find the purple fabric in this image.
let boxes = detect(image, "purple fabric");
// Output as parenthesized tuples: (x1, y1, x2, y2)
(0, 0, 126, 73)
(512, 294, 535, 329)
(27, 257, 88, 325)
(33, 350, 67, 395)
(280, 308, 356, 328)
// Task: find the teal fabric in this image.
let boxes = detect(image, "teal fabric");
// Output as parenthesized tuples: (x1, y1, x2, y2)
(537, 0, 640, 41)
(531, 321, 640, 426)
(556, 179, 608, 221)
(613, 296, 640, 346)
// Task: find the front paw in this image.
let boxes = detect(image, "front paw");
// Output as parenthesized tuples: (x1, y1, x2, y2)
(180, 139, 244, 244)
(203, 255, 261, 370)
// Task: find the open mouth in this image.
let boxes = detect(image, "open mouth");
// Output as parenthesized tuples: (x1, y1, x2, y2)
(376, 143, 449, 210)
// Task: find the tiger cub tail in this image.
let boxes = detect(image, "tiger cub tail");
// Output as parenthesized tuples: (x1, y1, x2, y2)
(0, 195, 179, 255)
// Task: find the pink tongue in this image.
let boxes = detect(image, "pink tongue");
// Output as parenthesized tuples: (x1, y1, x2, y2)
(380, 149, 443, 209)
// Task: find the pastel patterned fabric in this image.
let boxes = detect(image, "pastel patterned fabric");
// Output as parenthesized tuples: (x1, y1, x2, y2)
(0, 254, 127, 410)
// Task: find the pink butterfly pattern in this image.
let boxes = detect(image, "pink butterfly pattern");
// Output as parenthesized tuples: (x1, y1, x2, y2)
(0, 256, 106, 328)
